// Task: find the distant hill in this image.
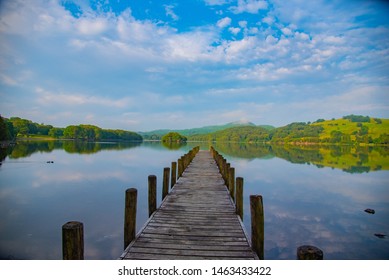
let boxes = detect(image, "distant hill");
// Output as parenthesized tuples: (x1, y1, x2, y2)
(140, 121, 274, 140)
(186, 115, 389, 145)
(188, 125, 272, 142)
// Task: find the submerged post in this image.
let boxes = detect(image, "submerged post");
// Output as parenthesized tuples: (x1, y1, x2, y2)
(124, 188, 137, 249)
(148, 175, 157, 217)
(162, 167, 170, 200)
(236, 177, 244, 220)
(297, 245, 323, 260)
(250, 195, 264, 260)
(171, 162, 177, 189)
(62, 221, 84, 260)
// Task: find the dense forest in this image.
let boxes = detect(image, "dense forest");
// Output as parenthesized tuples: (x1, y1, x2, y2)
(0, 116, 142, 142)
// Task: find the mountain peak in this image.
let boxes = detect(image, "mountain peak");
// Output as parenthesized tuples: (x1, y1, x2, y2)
(229, 120, 256, 126)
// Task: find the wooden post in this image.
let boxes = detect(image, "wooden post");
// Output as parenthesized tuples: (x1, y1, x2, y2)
(236, 177, 243, 220)
(297, 245, 323, 260)
(162, 167, 170, 200)
(177, 158, 183, 178)
(229, 167, 235, 201)
(225, 162, 230, 188)
(171, 162, 177, 189)
(222, 159, 227, 181)
(250, 195, 264, 260)
(62, 221, 84, 260)
(148, 175, 157, 217)
(124, 188, 137, 249)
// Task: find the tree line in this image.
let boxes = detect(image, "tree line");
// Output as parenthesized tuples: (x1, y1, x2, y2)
(2, 114, 388, 145)
(188, 116, 389, 145)
(0, 116, 142, 142)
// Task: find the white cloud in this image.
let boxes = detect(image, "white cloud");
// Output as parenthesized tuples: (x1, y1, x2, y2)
(163, 30, 219, 62)
(0, 74, 17, 86)
(204, 0, 231, 5)
(231, 0, 268, 14)
(35, 87, 132, 108)
(295, 31, 310, 41)
(265, 35, 278, 44)
(216, 17, 232, 28)
(228, 27, 241, 35)
(77, 17, 109, 35)
(238, 21, 248, 28)
(281, 27, 292, 36)
(322, 35, 345, 44)
(249, 27, 259, 34)
(164, 5, 179, 21)
(262, 16, 275, 25)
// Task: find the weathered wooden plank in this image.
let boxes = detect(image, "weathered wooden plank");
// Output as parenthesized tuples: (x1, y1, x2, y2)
(120, 150, 257, 260)
(123, 253, 255, 260)
(135, 236, 249, 246)
(137, 233, 248, 242)
(147, 220, 242, 227)
(127, 247, 255, 258)
(143, 227, 244, 236)
(132, 242, 252, 252)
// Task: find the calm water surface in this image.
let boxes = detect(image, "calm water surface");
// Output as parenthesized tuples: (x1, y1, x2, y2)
(0, 141, 388, 259)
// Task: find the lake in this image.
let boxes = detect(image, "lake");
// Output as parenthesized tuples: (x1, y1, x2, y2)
(0, 141, 388, 260)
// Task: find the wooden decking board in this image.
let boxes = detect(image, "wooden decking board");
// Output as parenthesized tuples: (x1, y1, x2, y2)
(120, 150, 257, 260)
(135, 233, 248, 242)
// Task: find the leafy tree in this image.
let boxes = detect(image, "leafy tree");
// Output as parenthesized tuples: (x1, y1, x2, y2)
(330, 130, 343, 143)
(343, 115, 370, 123)
(162, 132, 187, 143)
(0, 115, 9, 140)
(270, 122, 323, 142)
(48, 127, 64, 138)
(374, 134, 389, 144)
(374, 118, 382, 124)
(37, 124, 53, 135)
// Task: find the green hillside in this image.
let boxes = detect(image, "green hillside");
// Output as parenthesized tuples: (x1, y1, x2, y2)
(189, 126, 272, 142)
(140, 121, 274, 140)
(311, 116, 389, 143)
(187, 115, 389, 145)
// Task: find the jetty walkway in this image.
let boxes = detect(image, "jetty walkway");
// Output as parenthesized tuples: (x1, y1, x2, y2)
(62, 147, 323, 260)
(119, 149, 259, 260)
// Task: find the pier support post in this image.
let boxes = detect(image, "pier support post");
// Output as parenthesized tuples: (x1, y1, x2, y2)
(297, 245, 323, 260)
(236, 177, 244, 220)
(225, 163, 230, 188)
(178, 158, 183, 178)
(250, 195, 264, 260)
(171, 162, 177, 189)
(62, 221, 84, 260)
(148, 175, 157, 217)
(124, 188, 137, 249)
(229, 167, 235, 201)
(162, 167, 170, 200)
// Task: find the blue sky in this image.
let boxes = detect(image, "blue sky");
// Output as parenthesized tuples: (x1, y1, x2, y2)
(0, 0, 388, 131)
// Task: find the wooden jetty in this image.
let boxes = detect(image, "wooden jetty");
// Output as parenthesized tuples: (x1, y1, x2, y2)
(62, 147, 322, 259)
(119, 148, 259, 260)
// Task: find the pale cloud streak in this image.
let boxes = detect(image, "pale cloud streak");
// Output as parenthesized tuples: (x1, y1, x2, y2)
(230, 0, 268, 14)
(35, 87, 132, 109)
